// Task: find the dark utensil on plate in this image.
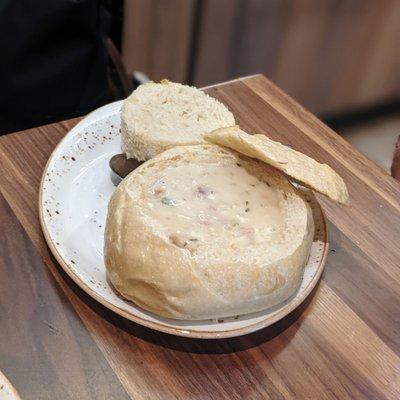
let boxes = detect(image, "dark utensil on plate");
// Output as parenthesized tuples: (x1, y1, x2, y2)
(109, 153, 143, 185)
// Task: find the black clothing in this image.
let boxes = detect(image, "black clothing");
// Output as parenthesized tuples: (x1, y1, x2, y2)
(0, 0, 110, 134)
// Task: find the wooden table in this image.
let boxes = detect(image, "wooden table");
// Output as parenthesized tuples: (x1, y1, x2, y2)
(1, 75, 399, 399)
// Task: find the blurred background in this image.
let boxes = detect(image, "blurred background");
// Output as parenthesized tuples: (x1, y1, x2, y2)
(1, 0, 399, 174)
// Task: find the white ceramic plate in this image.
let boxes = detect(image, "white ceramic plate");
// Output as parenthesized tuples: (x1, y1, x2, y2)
(0, 371, 20, 400)
(39, 101, 328, 339)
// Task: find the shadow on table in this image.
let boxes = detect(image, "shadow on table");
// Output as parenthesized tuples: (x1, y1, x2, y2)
(49, 252, 318, 355)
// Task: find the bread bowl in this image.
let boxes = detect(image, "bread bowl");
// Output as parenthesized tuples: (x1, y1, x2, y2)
(104, 144, 314, 320)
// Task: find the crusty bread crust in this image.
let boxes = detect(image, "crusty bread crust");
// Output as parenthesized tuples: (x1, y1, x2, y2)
(120, 80, 235, 161)
(104, 145, 314, 320)
(205, 126, 349, 204)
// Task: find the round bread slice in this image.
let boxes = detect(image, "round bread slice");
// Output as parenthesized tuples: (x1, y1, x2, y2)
(104, 145, 314, 320)
(120, 80, 235, 161)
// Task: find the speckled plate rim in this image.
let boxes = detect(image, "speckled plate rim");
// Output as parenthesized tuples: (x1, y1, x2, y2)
(39, 102, 328, 339)
(0, 370, 21, 400)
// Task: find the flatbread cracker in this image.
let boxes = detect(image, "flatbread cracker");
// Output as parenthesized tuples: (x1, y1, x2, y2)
(204, 126, 349, 204)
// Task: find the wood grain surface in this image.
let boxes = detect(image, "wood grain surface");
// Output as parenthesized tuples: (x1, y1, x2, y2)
(1, 75, 400, 399)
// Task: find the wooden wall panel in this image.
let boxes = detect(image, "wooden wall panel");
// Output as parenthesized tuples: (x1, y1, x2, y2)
(191, 0, 240, 85)
(122, 0, 196, 83)
(193, 0, 400, 115)
(122, 0, 400, 116)
(349, 1, 400, 108)
(271, 0, 341, 114)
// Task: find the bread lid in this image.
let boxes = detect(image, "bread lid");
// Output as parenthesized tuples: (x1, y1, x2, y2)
(205, 126, 349, 204)
(121, 80, 235, 161)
